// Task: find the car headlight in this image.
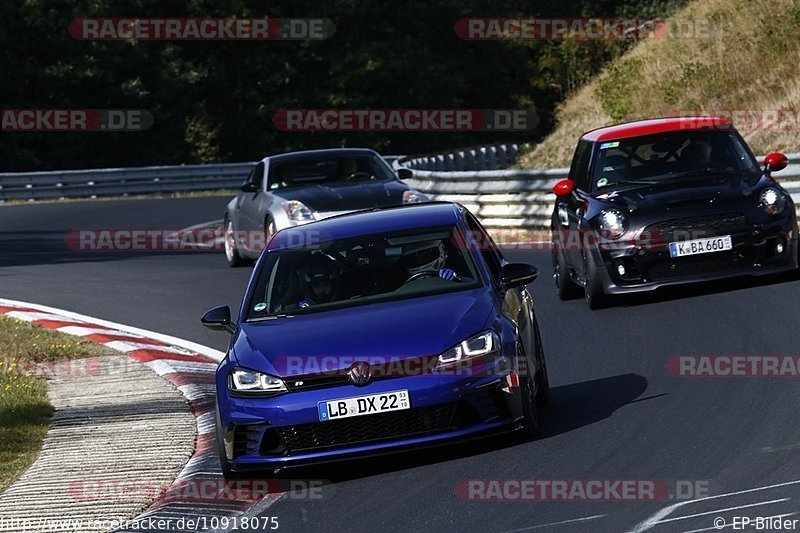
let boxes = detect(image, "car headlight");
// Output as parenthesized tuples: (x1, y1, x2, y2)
(436, 331, 500, 368)
(598, 209, 628, 239)
(283, 200, 315, 221)
(228, 368, 287, 396)
(759, 187, 787, 215)
(403, 190, 428, 204)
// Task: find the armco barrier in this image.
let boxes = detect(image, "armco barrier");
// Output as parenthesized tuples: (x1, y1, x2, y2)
(2, 154, 800, 229)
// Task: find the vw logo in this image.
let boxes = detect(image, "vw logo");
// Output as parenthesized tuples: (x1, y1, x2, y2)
(348, 361, 371, 386)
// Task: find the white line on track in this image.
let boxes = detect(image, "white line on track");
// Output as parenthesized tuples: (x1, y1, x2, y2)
(501, 514, 607, 532)
(658, 498, 789, 523)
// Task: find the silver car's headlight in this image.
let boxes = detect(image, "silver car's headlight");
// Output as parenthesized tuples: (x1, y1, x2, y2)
(403, 190, 428, 204)
(759, 187, 787, 215)
(598, 209, 628, 239)
(436, 331, 500, 368)
(228, 368, 287, 396)
(283, 200, 315, 221)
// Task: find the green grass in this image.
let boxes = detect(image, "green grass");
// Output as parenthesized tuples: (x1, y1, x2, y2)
(0, 316, 111, 492)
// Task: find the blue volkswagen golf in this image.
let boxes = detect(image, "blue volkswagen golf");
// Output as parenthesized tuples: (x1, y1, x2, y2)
(202, 202, 549, 478)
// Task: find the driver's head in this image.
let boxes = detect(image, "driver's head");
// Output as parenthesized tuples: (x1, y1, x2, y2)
(340, 158, 358, 178)
(278, 165, 296, 186)
(301, 254, 340, 303)
(402, 240, 447, 275)
(682, 141, 712, 165)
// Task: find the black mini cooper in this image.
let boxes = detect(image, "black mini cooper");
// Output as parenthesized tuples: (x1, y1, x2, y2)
(551, 117, 797, 309)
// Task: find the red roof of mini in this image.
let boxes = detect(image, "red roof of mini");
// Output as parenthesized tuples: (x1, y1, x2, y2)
(581, 117, 733, 142)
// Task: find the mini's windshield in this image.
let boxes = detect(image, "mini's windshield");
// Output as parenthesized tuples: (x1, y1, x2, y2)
(268, 154, 397, 191)
(591, 130, 760, 191)
(246, 226, 482, 319)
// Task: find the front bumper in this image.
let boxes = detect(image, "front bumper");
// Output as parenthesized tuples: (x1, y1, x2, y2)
(590, 217, 798, 294)
(216, 372, 524, 471)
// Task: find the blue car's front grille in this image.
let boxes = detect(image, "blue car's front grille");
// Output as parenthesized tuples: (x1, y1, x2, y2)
(269, 403, 458, 453)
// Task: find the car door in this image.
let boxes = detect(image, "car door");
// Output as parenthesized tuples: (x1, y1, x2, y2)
(238, 161, 266, 233)
(560, 140, 593, 281)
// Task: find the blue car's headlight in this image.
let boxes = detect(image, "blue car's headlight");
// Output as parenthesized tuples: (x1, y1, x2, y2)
(436, 330, 500, 368)
(228, 368, 287, 396)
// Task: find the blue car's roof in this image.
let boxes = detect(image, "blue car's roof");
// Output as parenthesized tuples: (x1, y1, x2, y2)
(268, 147, 380, 162)
(268, 202, 465, 250)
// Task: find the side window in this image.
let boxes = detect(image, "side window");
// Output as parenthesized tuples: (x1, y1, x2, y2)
(569, 140, 592, 191)
(465, 212, 503, 284)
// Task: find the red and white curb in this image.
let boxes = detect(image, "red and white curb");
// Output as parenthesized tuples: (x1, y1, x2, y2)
(0, 298, 283, 531)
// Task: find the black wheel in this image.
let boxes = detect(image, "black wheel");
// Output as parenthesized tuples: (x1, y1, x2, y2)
(534, 339, 550, 406)
(224, 218, 249, 268)
(584, 257, 608, 310)
(519, 373, 539, 440)
(554, 249, 582, 300)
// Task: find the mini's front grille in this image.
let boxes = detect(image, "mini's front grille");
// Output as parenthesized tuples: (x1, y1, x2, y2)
(271, 403, 458, 453)
(647, 251, 743, 280)
(642, 213, 751, 241)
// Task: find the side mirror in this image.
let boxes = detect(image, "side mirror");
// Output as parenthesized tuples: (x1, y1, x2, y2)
(201, 305, 235, 334)
(397, 168, 413, 180)
(500, 263, 539, 290)
(764, 152, 788, 173)
(553, 179, 575, 197)
(240, 182, 259, 193)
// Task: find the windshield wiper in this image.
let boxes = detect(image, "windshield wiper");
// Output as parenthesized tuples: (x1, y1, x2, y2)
(248, 314, 294, 322)
(598, 179, 660, 189)
(669, 169, 741, 180)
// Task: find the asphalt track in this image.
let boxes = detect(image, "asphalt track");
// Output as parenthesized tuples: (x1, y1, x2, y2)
(2, 196, 800, 532)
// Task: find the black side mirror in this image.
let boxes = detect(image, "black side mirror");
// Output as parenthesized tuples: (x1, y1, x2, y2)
(201, 305, 235, 334)
(397, 168, 413, 180)
(240, 182, 259, 193)
(500, 263, 538, 290)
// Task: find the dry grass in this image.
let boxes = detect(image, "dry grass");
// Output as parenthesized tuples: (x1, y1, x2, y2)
(519, 0, 800, 168)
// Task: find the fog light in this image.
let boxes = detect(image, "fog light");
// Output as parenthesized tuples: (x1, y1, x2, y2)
(617, 264, 626, 276)
(777, 242, 785, 254)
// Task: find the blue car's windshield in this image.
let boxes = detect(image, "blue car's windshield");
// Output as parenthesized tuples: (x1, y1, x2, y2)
(246, 226, 482, 320)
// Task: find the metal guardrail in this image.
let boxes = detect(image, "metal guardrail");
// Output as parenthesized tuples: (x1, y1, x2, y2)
(400, 154, 800, 228)
(403, 144, 524, 171)
(3, 153, 800, 230)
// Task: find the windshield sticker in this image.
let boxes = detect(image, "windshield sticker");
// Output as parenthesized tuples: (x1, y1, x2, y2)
(596, 177, 609, 188)
(253, 302, 267, 312)
(600, 141, 620, 150)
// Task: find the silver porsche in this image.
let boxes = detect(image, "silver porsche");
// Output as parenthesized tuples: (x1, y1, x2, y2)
(223, 148, 427, 266)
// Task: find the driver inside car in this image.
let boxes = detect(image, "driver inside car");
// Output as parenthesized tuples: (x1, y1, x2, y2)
(402, 240, 459, 281)
(296, 254, 342, 308)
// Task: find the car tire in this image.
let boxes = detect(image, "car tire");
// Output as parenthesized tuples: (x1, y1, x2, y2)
(534, 346, 550, 406)
(265, 216, 277, 247)
(584, 257, 608, 310)
(519, 373, 539, 440)
(224, 218, 249, 268)
(554, 249, 582, 300)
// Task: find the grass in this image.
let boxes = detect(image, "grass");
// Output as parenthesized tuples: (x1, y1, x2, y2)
(518, 0, 800, 168)
(0, 315, 112, 492)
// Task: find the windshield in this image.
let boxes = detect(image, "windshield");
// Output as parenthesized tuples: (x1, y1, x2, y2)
(591, 130, 760, 191)
(268, 153, 397, 191)
(245, 226, 482, 319)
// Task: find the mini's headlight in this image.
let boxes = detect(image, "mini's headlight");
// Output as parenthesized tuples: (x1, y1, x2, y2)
(228, 369, 287, 396)
(283, 200, 315, 221)
(598, 209, 628, 239)
(403, 190, 428, 204)
(759, 187, 787, 215)
(437, 331, 500, 367)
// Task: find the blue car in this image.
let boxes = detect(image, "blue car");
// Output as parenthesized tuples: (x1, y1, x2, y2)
(202, 202, 549, 478)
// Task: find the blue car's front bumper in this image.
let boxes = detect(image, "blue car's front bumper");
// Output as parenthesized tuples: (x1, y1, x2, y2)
(215, 361, 525, 472)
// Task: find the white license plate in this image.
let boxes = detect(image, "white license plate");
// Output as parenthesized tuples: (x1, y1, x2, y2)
(318, 390, 410, 422)
(669, 235, 732, 258)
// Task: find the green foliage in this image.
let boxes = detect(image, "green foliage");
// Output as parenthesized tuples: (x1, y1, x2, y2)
(595, 58, 643, 121)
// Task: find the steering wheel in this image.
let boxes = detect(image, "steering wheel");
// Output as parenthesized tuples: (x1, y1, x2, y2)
(347, 171, 373, 181)
(402, 270, 440, 285)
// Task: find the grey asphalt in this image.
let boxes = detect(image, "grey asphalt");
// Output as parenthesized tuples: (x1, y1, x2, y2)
(2, 196, 800, 532)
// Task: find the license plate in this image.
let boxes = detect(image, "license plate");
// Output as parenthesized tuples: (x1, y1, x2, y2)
(318, 390, 410, 422)
(669, 235, 732, 258)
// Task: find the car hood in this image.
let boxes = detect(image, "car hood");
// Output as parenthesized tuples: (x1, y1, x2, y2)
(230, 288, 495, 377)
(275, 180, 409, 213)
(592, 175, 764, 214)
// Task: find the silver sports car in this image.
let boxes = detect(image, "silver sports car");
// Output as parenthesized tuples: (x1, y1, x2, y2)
(223, 148, 428, 266)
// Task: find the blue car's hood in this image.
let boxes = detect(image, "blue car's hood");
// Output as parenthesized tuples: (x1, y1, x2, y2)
(231, 288, 495, 377)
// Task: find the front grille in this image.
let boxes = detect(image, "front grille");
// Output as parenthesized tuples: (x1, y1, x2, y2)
(643, 213, 750, 241)
(233, 424, 265, 457)
(271, 403, 457, 453)
(647, 251, 743, 280)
